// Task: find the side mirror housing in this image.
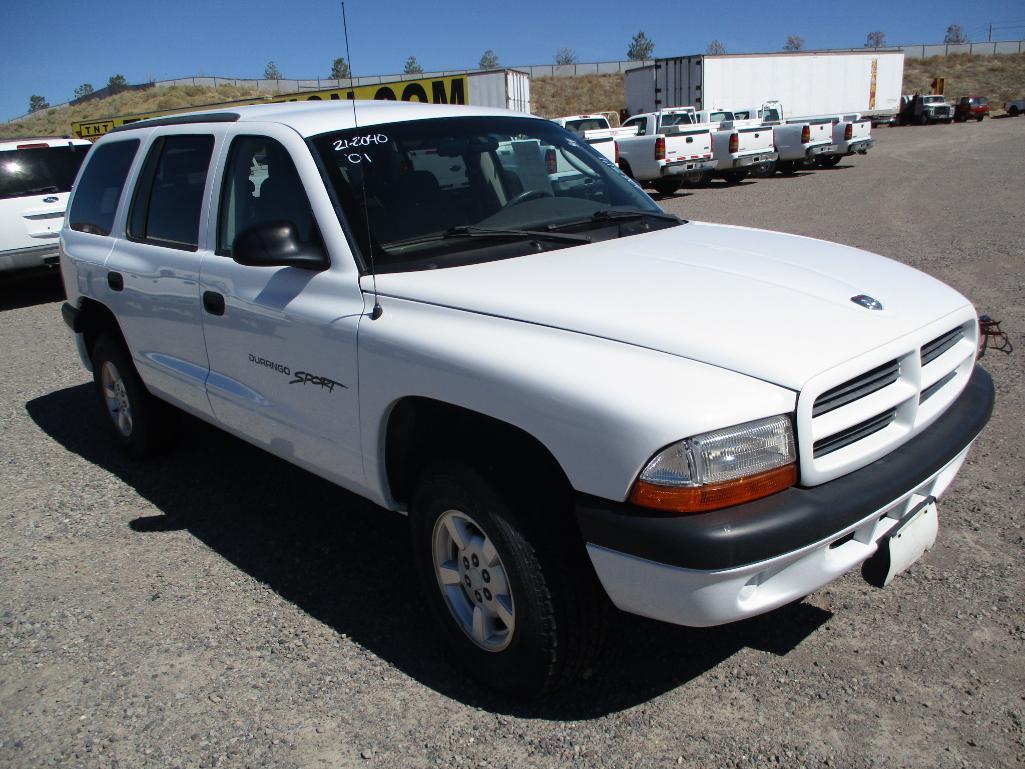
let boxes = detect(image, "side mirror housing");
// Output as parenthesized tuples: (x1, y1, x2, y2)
(232, 221, 328, 271)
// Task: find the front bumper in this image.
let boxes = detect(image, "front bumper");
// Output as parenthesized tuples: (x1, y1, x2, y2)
(661, 158, 717, 177)
(577, 366, 994, 627)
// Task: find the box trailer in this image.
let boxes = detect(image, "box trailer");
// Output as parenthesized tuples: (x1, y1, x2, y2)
(625, 51, 904, 121)
(73, 69, 531, 140)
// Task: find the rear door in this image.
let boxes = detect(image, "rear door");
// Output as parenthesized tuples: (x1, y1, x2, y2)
(103, 128, 223, 417)
(198, 123, 366, 490)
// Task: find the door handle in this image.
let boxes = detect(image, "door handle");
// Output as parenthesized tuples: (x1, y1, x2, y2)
(107, 272, 123, 291)
(203, 291, 225, 316)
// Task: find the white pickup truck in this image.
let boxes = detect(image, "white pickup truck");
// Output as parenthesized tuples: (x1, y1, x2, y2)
(691, 108, 777, 184)
(60, 101, 994, 699)
(550, 114, 636, 165)
(741, 101, 834, 175)
(616, 109, 716, 194)
(820, 113, 874, 168)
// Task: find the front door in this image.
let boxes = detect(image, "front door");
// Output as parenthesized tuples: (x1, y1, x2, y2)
(198, 126, 366, 490)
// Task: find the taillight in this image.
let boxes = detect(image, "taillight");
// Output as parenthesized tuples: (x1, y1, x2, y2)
(655, 136, 665, 161)
(544, 148, 557, 174)
(844, 123, 853, 140)
(801, 125, 811, 143)
(728, 133, 739, 154)
(614, 141, 619, 165)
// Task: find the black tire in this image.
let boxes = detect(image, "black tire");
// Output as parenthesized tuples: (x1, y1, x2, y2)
(1010, 106, 1020, 117)
(90, 333, 163, 457)
(410, 460, 607, 699)
(721, 170, 749, 184)
(815, 154, 842, 168)
(976, 115, 984, 122)
(776, 160, 799, 175)
(617, 159, 634, 179)
(652, 177, 682, 196)
(749, 160, 776, 177)
(944, 118, 953, 124)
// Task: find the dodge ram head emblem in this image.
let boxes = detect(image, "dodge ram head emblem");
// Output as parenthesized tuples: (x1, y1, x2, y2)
(851, 294, 883, 310)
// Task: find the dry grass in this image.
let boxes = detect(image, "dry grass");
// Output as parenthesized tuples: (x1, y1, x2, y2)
(903, 53, 1025, 110)
(532, 74, 626, 119)
(0, 84, 262, 139)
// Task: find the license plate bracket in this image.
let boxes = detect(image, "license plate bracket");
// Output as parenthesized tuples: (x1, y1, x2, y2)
(862, 497, 938, 588)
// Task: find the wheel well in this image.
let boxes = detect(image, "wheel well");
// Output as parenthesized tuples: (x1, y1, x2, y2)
(384, 398, 572, 508)
(617, 158, 634, 178)
(75, 298, 125, 359)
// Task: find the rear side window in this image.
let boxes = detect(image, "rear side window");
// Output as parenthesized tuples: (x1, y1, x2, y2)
(0, 144, 90, 201)
(129, 135, 214, 251)
(68, 140, 139, 236)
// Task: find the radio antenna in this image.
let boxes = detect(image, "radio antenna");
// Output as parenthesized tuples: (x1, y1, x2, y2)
(342, 1, 382, 320)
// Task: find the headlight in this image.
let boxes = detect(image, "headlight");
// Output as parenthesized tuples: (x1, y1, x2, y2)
(629, 415, 797, 514)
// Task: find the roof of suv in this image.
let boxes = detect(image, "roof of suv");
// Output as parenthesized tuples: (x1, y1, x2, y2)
(105, 100, 534, 141)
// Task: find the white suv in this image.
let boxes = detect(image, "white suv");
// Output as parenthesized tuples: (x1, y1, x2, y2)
(1, 137, 91, 275)
(60, 102, 993, 698)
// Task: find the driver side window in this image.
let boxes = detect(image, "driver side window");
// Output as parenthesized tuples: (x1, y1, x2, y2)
(217, 136, 316, 256)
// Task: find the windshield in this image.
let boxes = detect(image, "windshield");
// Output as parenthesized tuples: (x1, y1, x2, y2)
(0, 144, 89, 201)
(312, 116, 673, 272)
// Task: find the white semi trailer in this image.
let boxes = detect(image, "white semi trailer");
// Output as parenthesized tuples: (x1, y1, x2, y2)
(625, 51, 904, 124)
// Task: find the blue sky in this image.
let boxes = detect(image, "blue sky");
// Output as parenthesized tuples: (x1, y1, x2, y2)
(2, 0, 1023, 121)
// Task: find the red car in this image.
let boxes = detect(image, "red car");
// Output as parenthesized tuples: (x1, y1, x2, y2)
(955, 96, 989, 122)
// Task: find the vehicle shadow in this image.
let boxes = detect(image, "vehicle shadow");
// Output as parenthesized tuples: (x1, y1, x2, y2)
(26, 383, 832, 719)
(0, 271, 64, 311)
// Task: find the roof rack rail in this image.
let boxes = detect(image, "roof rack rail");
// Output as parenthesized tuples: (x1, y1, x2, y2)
(109, 112, 241, 133)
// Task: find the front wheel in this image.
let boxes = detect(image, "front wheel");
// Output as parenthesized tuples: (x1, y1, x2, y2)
(410, 461, 607, 699)
(652, 177, 682, 196)
(90, 334, 163, 457)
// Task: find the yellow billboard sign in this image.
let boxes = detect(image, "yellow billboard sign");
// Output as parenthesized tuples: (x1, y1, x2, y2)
(72, 75, 469, 140)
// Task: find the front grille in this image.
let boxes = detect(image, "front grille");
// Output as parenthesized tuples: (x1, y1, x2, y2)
(813, 409, 896, 458)
(812, 360, 900, 417)
(921, 370, 957, 403)
(921, 327, 964, 366)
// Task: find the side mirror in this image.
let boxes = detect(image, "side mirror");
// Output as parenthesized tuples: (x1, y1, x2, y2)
(232, 221, 328, 271)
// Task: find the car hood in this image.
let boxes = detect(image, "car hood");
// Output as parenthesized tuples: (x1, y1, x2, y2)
(368, 221, 972, 390)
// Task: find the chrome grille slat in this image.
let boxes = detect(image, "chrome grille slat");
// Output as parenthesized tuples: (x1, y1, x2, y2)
(813, 408, 896, 458)
(812, 360, 900, 417)
(921, 327, 964, 366)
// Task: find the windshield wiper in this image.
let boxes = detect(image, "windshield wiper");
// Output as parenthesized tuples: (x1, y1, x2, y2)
(545, 209, 683, 231)
(384, 225, 591, 249)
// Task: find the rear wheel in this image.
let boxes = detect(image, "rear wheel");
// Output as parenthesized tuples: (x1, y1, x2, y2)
(682, 170, 714, 187)
(749, 160, 776, 177)
(652, 177, 682, 196)
(617, 159, 634, 179)
(721, 170, 749, 184)
(90, 334, 163, 457)
(815, 154, 842, 168)
(776, 160, 799, 175)
(410, 460, 607, 699)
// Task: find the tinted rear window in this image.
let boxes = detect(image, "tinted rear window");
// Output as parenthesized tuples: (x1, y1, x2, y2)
(0, 144, 90, 201)
(68, 140, 140, 236)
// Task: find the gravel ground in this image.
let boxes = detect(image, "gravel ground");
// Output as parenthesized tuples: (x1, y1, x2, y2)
(1, 117, 1023, 769)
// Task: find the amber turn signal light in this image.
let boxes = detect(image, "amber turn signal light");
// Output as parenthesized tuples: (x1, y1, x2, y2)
(628, 463, 797, 514)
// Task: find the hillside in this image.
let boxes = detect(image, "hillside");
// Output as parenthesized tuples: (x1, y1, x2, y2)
(0, 84, 261, 139)
(3, 52, 1022, 139)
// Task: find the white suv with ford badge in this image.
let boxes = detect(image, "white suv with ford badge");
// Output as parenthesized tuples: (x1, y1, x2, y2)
(60, 102, 994, 698)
